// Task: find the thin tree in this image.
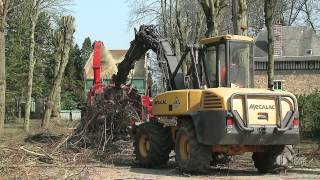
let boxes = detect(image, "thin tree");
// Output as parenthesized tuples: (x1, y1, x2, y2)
(264, 0, 278, 89)
(42, 16, 75, 129)
(24, 0, 73, 132)
(302, 0, 317, 32)
(0, 0, 9, 133)
(24, 0, 41, 132)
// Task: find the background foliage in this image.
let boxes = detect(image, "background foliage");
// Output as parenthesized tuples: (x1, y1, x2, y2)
(5, 2, 93, 119)
(298, 92, 320, 138)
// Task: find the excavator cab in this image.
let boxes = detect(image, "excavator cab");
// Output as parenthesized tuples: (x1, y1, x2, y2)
(200, 35, 254, 88)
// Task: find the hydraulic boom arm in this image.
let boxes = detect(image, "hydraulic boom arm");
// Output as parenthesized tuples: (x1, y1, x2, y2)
(112, 25, 184, 90)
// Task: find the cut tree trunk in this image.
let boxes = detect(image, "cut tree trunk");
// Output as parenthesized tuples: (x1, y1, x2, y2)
(232, 0, 248, 35)
(51, 51, 61, 121)
(42, 16, 75, 129)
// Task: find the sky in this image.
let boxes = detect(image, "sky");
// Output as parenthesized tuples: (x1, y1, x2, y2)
(72, 0, 134, 49)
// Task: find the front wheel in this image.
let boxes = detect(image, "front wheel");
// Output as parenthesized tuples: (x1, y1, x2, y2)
(252, 145, 294, 173)
(133, 121, 172, 168)
(175, 121, 211, 173)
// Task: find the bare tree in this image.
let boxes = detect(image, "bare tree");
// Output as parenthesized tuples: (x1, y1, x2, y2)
(0, 0, 9, 133)
(198, 0, 228, 37)
(264, 0, 278, 89)
(302, 0, 319, 32)
(42, 16, 75, 129)
(284, 0, 306, 25)
(129, 0, 206, 74)
(247, 0, 317, 36)
(24, 0, 73, 132)
(173, 0, 206, 73)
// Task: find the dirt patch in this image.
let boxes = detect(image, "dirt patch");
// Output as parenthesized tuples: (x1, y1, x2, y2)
(1, 121, 320, 179)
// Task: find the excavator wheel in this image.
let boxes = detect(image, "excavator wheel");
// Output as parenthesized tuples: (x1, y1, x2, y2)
(175, 121, 211, 173)
(252, 145, 294, 173)
(133, 121, 172, 168)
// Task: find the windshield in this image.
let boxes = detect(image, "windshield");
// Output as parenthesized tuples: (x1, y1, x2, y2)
(203, 44, 227, 87)
(229, 41, 253, 88)
(203, 46, 217, 87)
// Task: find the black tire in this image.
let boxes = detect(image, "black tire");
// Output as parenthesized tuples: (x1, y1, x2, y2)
(252, 145, 294, 173)
(211, 153, 232, 166)
(133, 121, 172, 168)
(175, 121, 211, 173)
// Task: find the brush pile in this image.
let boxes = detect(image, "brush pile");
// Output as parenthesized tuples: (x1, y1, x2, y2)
(68, 84, 142, 152)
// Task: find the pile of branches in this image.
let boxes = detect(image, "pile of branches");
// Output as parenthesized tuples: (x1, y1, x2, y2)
(67, 85, 142, 152)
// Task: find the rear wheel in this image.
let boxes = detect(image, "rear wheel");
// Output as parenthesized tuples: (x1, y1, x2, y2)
(175, 121, 211, 173)
(134, 121, 172, 168)
(252, 145, 294, 173)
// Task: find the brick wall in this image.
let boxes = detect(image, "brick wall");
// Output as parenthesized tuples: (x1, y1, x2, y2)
(254, 70, 320, 95)
(273, 25, 283, 56)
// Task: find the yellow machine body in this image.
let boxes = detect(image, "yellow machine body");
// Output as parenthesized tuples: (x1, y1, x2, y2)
(153, 88, 295, 127)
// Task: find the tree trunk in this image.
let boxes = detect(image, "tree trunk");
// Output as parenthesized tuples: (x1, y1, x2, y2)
(51, 52, 61, 120)
(24, 16, 38, 133)
(265, 0, 277, 89)
(18, 99, 21, 120)
(42, 16, 75, 129)
(52, 87, 61, 119)
(232, 0, 248, 35)
(0, 0, 9, 134)
(198, 0, 219, 37)
(175, 0, 187, 74)
(24, 0, 41, 132)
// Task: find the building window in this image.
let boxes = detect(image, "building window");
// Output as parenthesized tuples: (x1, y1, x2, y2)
(254, 60, 320, 71)
(273, 80, 284, 90)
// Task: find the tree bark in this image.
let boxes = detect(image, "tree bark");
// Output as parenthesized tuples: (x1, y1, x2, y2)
(42, 16, 75, 129)
(51, 49, 61, 120)
(198, 0, 223, 37)
(265, 0, 277, 89)
(232, 0, 248, 35)
(24, 2, 40, 132)
(0, 0, 9, 133)
(175, 0, 187, 74)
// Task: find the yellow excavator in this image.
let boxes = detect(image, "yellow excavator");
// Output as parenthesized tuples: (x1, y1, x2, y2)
(114, 25, 299, 173)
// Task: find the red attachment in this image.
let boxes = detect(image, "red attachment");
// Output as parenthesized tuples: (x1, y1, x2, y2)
(87, 41, 105, 109)
(293, 118, 299, 128)
(93, 41, 104, 86)
(226, 117, 233, 128)
(141, 95, 154, 121)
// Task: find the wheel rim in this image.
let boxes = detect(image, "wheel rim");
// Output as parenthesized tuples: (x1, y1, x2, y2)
(139, 134, 150, 158)
(179, 133, 190, 161)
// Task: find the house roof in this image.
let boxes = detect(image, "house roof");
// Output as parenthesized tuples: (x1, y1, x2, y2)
(254, 26, 320, 58)
(200, 35, 253, 44)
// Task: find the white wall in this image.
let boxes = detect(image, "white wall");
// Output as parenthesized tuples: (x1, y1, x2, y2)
(60, 110, 81, 121)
